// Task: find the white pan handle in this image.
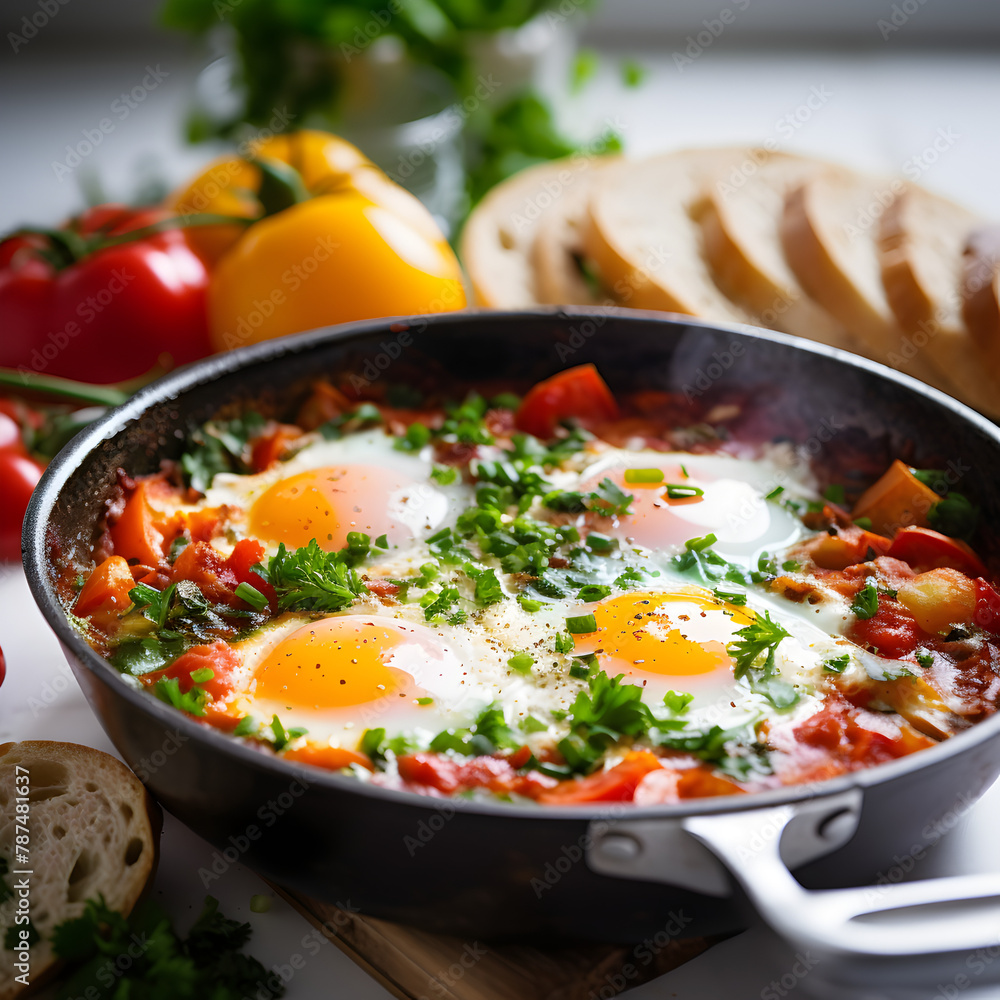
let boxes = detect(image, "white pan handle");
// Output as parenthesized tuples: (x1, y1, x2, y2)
(683, 805, 1000, 991)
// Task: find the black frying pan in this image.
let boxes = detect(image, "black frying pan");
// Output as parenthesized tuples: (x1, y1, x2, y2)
(23, 309, 1000, 995)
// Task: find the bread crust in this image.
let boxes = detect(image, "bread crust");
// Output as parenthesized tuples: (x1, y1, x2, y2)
(0, 742, 160, 1000)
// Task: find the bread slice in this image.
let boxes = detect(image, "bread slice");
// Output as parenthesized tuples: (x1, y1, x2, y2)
(532, 157, 617, 305)
(460, 159, 599, 308)
(581, 148, 751, 321)
(877, 188, 998, 416)
(962, 226, 1000, 380)
(698, 152, 863, 352)
(0, 742, 159, 1000)
(780, 170, 954, 391)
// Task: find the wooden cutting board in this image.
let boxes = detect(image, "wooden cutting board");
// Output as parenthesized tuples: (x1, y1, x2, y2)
(274, 886, 718, 1000)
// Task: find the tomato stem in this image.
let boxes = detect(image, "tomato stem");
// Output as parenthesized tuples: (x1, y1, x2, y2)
(0, 368, 129, 407)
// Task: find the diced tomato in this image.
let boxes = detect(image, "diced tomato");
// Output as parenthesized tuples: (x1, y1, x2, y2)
(283, 744, 374, 772)
(802, 524, 892, 570)
(144, 641, 241, 702)
(886, 526, 987, 578)
(73, 555, 135, 632)
(223, 538, 276, 604)
(171, 540, 238, 603)
(794, 701, 934, 766)
(185, 505, 227, 542)
(396, 753, 558, 798)
(250, 423, 302, 472)
(848, 595, 926, 658)
(633, 765, 745, 804)
(110, 480, 169, 566)
(515, 364, 620, 439)
(535, 752, 664, 805)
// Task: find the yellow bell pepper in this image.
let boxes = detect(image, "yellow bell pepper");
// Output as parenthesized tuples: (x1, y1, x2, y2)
(166, 130, 467, 350)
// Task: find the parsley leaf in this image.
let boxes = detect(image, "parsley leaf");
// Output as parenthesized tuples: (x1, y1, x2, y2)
(851, 583, 879, 620)
(729, 612, 798, 709)
(430, 704, 518, 757)
(153, 676, 208, 717)
(586, 478, 634, 517)
(52, 894, 281, 1000)
(259, 538, 369, 613)
(180, 412, 267, 494)
(822, 654, 851, 674)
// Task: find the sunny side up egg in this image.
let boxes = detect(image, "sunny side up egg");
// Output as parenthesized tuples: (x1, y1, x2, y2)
(169, 430, 852, 758)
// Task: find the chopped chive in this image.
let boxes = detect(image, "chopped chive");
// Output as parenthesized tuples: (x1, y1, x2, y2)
(250, 894, 272, 913)
(624, 468, 664, 484)
(234, 582, 269, 611)
(554, 633, 575, 653)
(430, 465, 457, 485)
(679, 464, 689, 478)
(518, 595, 543, 612)
(663, 690, 694, 713)
(566, 613, 598, 634)
(233, 716, 256, 737)
(507, 652, 534, 674)
(416, 696, 434, 705)
(854, 517, 872, 531)
(375, 533, 389, 549)
(664, 484, 704, 500)
(577, 584, 612, 603)
(189, 667, 215, 684)
(765, 486, 784, 500)
(586, 531, 617, 552)
(684, 533, 717, 553)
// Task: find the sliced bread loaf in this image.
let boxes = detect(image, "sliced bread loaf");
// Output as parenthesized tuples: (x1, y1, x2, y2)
(460, 159, 596, 307)
(780, 170, 953, 390)
(698, 152, 861, 352)
(877, 188, 997, 415)
(532, 155, 617, 306)
(0, 742, 159, 1000)
(962, 226, 1000, 380)
(580, 148, 751, 321)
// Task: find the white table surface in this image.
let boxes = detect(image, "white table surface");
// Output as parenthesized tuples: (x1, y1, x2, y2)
(4, 35, 1000, 999)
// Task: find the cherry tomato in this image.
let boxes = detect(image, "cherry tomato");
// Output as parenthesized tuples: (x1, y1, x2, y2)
(0, 450, 43, 562)
(515, 364, 620, 439)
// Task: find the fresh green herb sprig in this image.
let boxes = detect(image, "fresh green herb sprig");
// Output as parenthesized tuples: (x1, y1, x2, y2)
(257, 536, 371, 613)
(728, 612, 798, 709)
(179, 412, 266, 494)
(52, 894, 282, 1000)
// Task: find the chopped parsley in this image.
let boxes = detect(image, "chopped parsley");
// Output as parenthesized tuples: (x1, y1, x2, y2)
(153, 676, 208, 717)
(915, 648, 934, 669)
(851, 583, 879, 620)
(180, 412, 267, 494)
(430, 704, 518, 757)
(52, 894, 282, 1000)
(663, 690, 694, 714)
(258, 538, 369, 613)
(729, 612, 798, 709)
(822, 654, 851, 674)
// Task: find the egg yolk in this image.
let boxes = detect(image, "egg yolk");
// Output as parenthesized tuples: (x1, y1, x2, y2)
(254, 616, 428, 709)
(249, 464, 418, 551)
(580, 464, 774, 552)
(574, 589, 755, 681)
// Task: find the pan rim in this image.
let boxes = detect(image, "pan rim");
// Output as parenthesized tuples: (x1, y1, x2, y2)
(22, 305, 1000, 822)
